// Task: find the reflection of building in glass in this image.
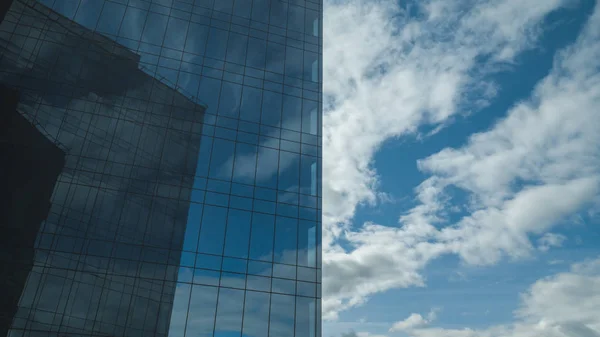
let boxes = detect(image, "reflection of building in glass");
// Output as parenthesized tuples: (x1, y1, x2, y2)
(1, 0, 322, 335)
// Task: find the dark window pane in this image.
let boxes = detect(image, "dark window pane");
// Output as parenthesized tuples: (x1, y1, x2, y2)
(142, 12, 168, 45)
(224, 209, 252, 258)
(261, 91, 282, 126)
(246, 38, 267, 70)
(164, 17, 190, 51)
(249, 213, 275, 261)
(240, 86, 263, 123)
(185, 23, 210, 56)
(198, 205, 228, 255)
(118, 7, 146, 40)
(288, 5, 305, 33)
(218, 82, 243, 118)
(97, 2, 126, 36)
(206, 28, 229, 60)
(226, 32, 248, 65)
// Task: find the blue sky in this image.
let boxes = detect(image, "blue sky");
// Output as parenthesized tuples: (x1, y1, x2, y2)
(322, 0, 600, 336)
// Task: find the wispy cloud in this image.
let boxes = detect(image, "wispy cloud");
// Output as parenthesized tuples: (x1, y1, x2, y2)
(323, 0, 598, 320)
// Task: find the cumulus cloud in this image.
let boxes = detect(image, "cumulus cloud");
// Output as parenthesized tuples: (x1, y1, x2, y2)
(393, 257, 600, 337)
(323, 0, 600, 319)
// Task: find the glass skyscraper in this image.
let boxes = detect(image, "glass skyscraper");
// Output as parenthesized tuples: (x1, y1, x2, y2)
(0, 0, 322, 336)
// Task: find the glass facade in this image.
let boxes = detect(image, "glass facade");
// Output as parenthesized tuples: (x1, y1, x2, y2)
(0, 0, 322, 336)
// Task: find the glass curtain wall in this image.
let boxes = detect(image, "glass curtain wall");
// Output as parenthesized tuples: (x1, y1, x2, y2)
(0, 0, 322, 336)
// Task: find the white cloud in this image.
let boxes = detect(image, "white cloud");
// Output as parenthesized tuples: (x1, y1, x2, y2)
(537, 233, 568, 252)
(394, 257, 600, 337)
(323, 0, 599, 320)
(389, 308, 440, 332)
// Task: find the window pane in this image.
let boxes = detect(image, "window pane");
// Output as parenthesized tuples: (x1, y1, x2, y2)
(208, 138, 235, 180)
(233, 0, 252, 18)
(232, 143, 258, 185)
(286, 46, 303, 79)
(226, 32, 248, 65)
(118, 7, 146, 41)
(240, 86, 263, 123)
(243, 291, 270, 337)
(218, 82, 243, 118)
(288, 5, 305, 33)
(270, 1, 288, 28)
(74, 0, 103, 30)
(185, 23, 210, 56)
(252, 0, 270, 23)
(246, 38, 267, 70)
(261, 91, 282, 127)
(198, 205, 228, 255)
(167, 283, 192, 337)
(206, 28, 229, 60)
(224, 209, 252, 258)
(97, 2, 126, 36)
(302, 100, 318, 135)
(182, 203, 203, 252)
(278, 151, 300, 192)
(305, 51, 319, 82)
(274, 217, 297, 265)
(214, 288, 245, 337)
(282, 95, 302, 132)
(255, 147, 279, 189)
(295, 297, 316, 337)
(306, 9, 319, 37)
(249, 213, 275, 261)
(266, 42, 285, 74)
(298, 220, 317, 267)
(164, 17, 190, 51)
(185, 285, 218, 337)
(198, 77, 222, 115)
(269, 294, 295, 337)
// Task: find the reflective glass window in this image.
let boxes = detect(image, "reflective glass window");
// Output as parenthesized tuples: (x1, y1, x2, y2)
(164, 17, 190, 51)
(224, 209, 252, 258)
(249, 213, 275, 261)
(274, 216, 298, 264)
(296, 297, 317, 337)
(208, 138, 235, 180)
(186, 285, 218, 337)
(198, 205, 228, 255)
(240, 86, 263, 123)
(97, 2, 126, 36)
(255, 147, 279, 189)
(243, 291, 270, 337)
(269, 294, 295, 337)
(232, 143, 258, 185)
(206, 28, 229, 60)
(214, 288, 245, 337)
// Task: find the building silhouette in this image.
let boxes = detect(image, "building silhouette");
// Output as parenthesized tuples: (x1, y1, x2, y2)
(0, 0, 322, 336)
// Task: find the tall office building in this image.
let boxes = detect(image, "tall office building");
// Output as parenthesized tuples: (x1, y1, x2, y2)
(0, 0, 322, 337)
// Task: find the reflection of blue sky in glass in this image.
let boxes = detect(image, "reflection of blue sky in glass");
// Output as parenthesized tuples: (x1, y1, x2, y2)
(37, 1, 321, 336)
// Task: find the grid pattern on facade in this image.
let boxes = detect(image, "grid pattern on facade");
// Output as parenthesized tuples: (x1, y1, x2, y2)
(0, 0, 322, 336)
